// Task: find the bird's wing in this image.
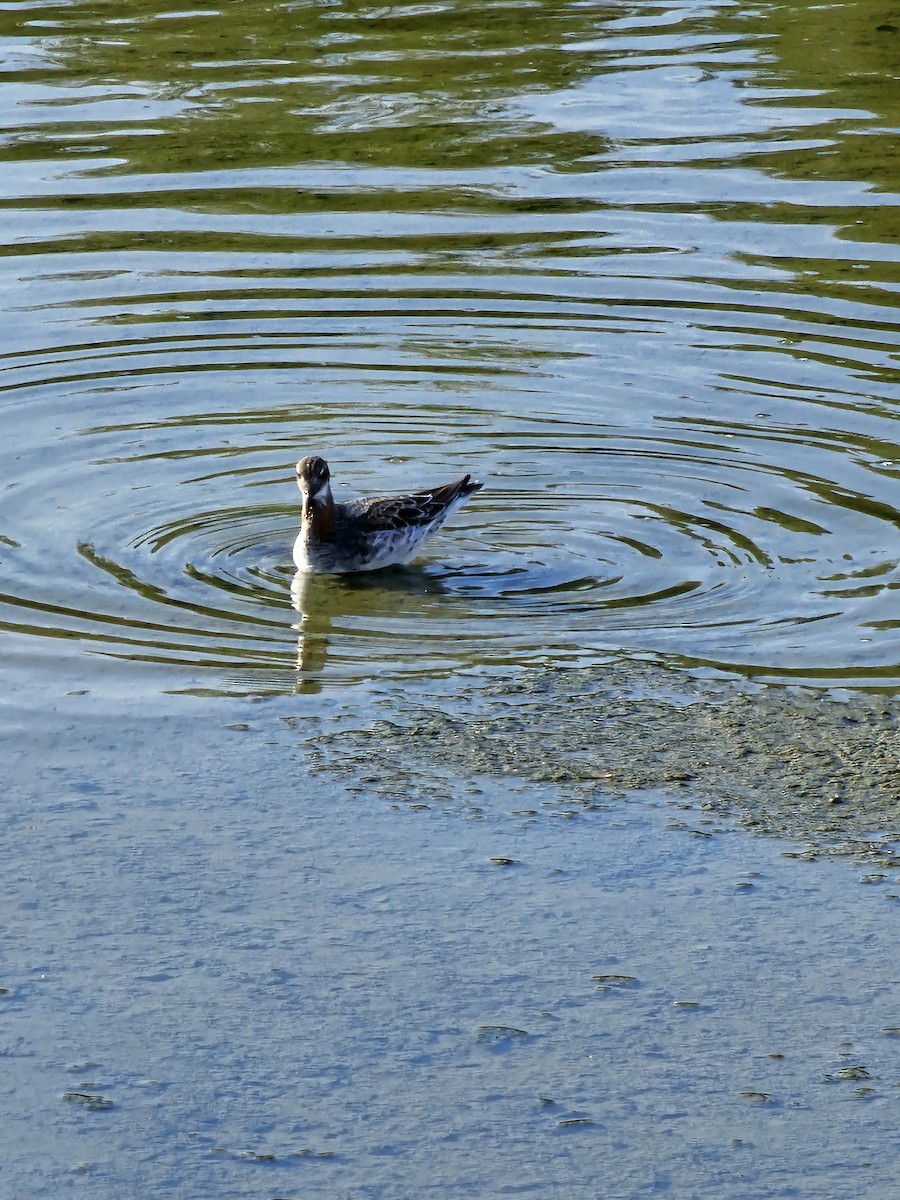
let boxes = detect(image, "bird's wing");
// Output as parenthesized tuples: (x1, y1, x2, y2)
(346, 476, 478, 532)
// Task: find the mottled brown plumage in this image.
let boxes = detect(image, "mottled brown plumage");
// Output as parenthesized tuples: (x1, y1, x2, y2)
(293, 455, 483, 573)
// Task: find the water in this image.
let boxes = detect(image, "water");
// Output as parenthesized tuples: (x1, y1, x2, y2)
(4, 707, 899, 1200)
(1, 0, 898, 697)
(2, 3, 899, 1197)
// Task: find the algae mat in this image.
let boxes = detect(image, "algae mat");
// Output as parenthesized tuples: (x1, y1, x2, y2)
(291, 663, 900, 867)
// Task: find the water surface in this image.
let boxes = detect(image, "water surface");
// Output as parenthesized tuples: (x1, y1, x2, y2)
(3, 703, 898, 1200)
(2, 4, 900, 1198)
(1, 0, 899, 697)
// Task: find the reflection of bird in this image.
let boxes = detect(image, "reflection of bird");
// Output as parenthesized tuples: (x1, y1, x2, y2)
(293, 455, 483, 574)
(290, 571, 330, 686)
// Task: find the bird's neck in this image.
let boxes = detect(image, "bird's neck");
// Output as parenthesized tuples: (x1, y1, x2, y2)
(303, 491, 335, 542)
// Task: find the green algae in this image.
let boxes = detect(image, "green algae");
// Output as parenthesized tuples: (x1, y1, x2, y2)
(292, 662, 900, 864)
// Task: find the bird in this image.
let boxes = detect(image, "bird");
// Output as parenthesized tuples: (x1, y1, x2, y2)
(292, 455, 483, 574)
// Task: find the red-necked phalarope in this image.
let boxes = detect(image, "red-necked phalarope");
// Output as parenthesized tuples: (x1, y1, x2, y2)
(293, 455, 483, 573)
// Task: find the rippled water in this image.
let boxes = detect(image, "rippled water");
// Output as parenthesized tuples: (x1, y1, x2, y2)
(4, 9, 900, 1200)
(1, 0, 899, 698)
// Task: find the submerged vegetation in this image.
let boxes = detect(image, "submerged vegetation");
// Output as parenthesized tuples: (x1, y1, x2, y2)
(293, 661, 900, 864)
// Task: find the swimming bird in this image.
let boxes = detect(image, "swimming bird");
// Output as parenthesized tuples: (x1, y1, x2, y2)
(293, 455, 483, 574)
